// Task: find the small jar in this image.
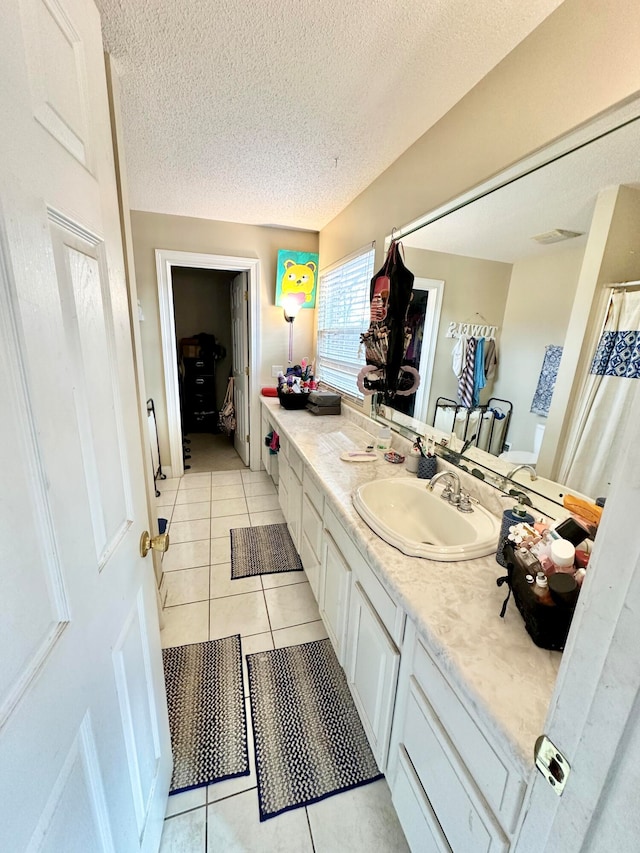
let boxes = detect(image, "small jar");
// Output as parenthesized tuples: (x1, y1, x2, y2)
(534, 571, 554, 606)
(550, 539, 576, 574)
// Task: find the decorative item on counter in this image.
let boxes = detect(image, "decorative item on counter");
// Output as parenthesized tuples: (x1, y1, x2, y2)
(496, 498, 535, 568)
(406, 442, 421, 473)
(277, 361, 315, 409)
(384, 450, 405, 464)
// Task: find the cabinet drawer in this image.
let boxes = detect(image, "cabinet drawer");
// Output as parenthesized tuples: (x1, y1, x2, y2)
(324, 505, 403, 644)
(302, 493, 322, 562)
(392, 747, 451, 853)
(303, 470, 324, 516)
(403, 679, 508, 853)
(413, 638, 524, 830)
(288, 444, 304, 482)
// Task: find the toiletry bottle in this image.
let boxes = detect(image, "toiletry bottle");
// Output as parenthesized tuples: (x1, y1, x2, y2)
(550, 539, 576, 574)
(534, 571, 554, 606)
(376, 426, 392, 452)
(496, 499, 535, 568)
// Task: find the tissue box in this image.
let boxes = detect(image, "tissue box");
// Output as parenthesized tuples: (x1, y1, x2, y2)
(307, 391, 341, 415)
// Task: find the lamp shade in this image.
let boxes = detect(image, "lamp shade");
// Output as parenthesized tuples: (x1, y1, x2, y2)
(281, 292, 304, 319)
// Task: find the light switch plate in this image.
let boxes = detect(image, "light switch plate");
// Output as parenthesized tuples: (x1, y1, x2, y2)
(271, 365, 283, 377)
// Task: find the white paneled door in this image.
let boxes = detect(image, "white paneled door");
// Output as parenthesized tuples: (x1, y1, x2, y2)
(0, 0, 171, 851)
(231, 271, 250, 466)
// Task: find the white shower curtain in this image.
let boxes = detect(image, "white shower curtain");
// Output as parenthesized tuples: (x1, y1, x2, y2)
(566, 290, 640, 497)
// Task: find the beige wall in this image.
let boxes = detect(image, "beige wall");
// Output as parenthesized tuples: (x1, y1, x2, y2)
(319, 0, 640, 275)
(491, 245, 584, 453)
(131, 211, 318, 466)
(403, 246, 512, 421)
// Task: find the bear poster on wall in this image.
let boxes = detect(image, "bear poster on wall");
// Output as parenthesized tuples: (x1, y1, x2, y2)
(275, 249, 319, 310)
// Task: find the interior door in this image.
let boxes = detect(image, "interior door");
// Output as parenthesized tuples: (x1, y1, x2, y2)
(231, 271, 250, 466)
(0, 0, 171, 850)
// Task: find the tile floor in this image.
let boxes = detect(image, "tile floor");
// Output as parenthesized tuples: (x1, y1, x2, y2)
(156, 468, 409, 852)
(182, 433, 246, 474)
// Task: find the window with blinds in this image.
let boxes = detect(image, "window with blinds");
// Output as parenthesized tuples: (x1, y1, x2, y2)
(316, 246, 375, 398)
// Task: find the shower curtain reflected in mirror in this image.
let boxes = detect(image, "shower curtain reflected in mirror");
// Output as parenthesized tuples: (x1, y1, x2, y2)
(565, 290, 640, 498)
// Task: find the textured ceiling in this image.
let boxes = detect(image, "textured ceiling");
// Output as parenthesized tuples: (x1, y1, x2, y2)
(97, 0, 564, 231)
(403, 116, 640, 263)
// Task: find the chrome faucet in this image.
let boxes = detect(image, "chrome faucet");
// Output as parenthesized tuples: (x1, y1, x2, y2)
(507, 464, 537, 481)
(428, 470, 461, 504)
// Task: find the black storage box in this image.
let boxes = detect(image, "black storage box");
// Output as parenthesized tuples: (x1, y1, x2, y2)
(306, 390, 341, 415)
(277, 389, 310, 409)
(498, 542, 576, 651)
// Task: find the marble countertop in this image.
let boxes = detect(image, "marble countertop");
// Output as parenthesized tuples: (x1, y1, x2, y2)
(261, 399, 561, 779)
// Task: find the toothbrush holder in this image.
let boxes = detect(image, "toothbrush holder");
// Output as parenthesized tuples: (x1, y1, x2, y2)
(417, 455, 437, 479)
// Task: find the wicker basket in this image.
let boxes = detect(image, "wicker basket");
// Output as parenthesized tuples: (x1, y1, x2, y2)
(277, 389, 310, 410)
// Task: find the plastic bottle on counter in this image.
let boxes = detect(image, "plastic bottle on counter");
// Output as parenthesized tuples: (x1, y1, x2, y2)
(406, 445, 421, 474)
(376, 426, 392, 452)
(496, 499, 535, 568)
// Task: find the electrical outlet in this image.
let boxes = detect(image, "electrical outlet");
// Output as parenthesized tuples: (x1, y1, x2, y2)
(271, 365, 283, 378)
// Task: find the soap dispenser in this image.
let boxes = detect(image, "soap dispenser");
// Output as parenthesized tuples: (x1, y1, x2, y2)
(496, 498, 535, 568)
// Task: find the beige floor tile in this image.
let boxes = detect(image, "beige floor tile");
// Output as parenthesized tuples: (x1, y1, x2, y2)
(160, 807, 207, 852)
(174, 487, 211, 504)
(261, 569, 307, 589)
(210, 514, 250, 539)
(158, 477, 181, 491)
(249, 509, 286, 526)
(245, 493, 280, 513)
(209, 591, 270, 639)
(210, 471, 243, 486)
(272, 620, 328, 649)
(242, 479, 277, 497)
(211, 483, 245, 500)
(171, 501, 211, 523)
(179, 472, 212, 488)
(241, 470, 272, 484)
(263, 582, 320, 631)
(307, 780, 409, 853)
(210, 497, 248, 518)
(163, 566, 210, 607)
(210, 562, 261, 599)
(210, 536, 232, 565)
(206, 789, 313, 852)
(165, 787, 207, 818)
(169, 518, 210, 544)
(162, 539, 210, 572)
(160, 601, 209, 648)
(156, 489, 177, 507)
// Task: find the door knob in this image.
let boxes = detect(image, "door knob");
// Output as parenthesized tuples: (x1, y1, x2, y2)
(140, 531, 170, 558)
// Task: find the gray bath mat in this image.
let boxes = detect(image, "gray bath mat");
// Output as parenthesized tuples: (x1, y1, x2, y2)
(247, 638, 383, 821)
(163, 635, 249, 794)
(230, 522, 303, 578)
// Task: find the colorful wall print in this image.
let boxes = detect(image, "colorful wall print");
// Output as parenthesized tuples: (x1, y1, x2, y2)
(275, 249, 319, 309)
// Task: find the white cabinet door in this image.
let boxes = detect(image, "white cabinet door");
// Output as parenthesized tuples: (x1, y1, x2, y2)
(300, 493, 323, 600)
(320, 533, 352, 664)
(287, 467, 303, 551)
(0, 1, 171, 849)
(346, 582, 400, 770)
(278, 453, 290, 515)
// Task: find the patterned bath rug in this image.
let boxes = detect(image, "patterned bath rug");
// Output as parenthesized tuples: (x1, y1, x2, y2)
(247, 638, 383, 821)
(230, 522, 303, 579)
(163, 635, 249, 794)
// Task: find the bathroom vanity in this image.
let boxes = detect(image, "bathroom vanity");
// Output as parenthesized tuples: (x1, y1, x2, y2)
(261, 399, 560, 852)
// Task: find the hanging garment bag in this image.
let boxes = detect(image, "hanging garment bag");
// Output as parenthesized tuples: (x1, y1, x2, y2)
(219, 377, 236, 435)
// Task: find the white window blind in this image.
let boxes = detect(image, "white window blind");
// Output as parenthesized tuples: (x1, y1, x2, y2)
(316, 247, 375, 398)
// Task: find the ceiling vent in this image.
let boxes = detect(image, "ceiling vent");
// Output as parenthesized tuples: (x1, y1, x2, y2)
(531, 228, 584, 245)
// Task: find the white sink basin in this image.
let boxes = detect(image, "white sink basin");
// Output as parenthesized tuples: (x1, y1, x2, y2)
(353, 478, 501, 562)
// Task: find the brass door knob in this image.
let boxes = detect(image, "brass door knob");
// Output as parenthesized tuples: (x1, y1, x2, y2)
(140, 531, 170, 558)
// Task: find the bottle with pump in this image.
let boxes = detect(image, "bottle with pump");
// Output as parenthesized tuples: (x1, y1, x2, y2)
(496, 498, 535, 568)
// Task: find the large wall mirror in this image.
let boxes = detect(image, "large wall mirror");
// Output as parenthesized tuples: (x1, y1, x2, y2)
(374, 97, 640, 511)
